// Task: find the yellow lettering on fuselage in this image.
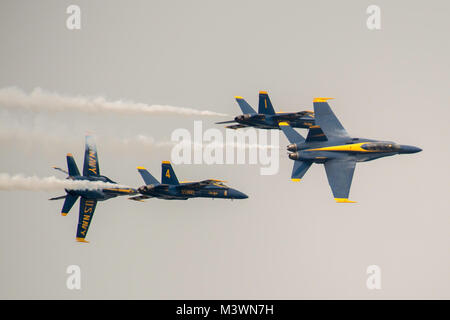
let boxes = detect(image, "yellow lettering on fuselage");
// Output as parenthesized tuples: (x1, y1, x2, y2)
(308, 142, 375, 153)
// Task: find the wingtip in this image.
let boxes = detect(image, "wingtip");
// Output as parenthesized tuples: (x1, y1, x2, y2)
(334, 198, 357, 203)
(136, 166, 146, 170)
(313, 97, 334, 103)
(259, 91, 268, 94)
(291, 178, 301, 182)
(278, 122, 290, 126)
(66, 153, 73, 157)
(61, 212, 68, 216)
(76, 237, 89, 243)
(235, 96, 244, 100)
(162, 161, 171, 164)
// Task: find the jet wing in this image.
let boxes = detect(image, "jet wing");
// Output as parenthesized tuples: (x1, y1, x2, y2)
(103, 188, 137, 195)
(76, 197, 98, 242)
(83, 135, 100, 176)
(313, 98, 350, 139)
(216, 120, 237, 124)
(129, 195, 153, 202)
(323, 159, 357, 203)
(225, 124, 250, 130)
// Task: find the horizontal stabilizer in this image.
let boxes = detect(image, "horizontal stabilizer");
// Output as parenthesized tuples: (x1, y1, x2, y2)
(61, 194, 79, 216)
(226, 124, 250, 130)
(291, 161, 312, 181)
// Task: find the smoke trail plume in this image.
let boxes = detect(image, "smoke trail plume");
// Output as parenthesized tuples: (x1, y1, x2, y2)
(0, 173, 132, 191)
(0, 87, 228, 117)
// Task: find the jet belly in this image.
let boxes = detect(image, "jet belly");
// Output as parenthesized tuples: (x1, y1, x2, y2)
(289, 150, 344, 163)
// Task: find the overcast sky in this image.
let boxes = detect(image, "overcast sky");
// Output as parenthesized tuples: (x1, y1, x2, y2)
(0, 0, 449, 299)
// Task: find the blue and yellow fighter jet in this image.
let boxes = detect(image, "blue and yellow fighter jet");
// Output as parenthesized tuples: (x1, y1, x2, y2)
(216, 91, 315, 130)
(50, 135, 136, 242)
(129, 161, 248, 201)
(280, 98, 422, 203)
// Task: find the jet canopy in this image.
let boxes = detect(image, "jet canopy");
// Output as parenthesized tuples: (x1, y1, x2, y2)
(361, 142, 400, 152)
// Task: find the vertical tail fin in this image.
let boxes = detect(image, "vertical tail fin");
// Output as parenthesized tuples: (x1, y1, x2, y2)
(161, 161, 179, 185)
(137, 167, 160, 185)
(279, 122, 305, 143)
(258, 91, 276, 115)
(235, 96, 256, 114)
(66, 154, 80, 177)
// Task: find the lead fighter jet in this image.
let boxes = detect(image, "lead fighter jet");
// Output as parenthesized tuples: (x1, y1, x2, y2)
(280, 98, 422, 202)
(216, 91, 315, 130)
(130, 161, 248, 201)
(50, 135, 136, 242)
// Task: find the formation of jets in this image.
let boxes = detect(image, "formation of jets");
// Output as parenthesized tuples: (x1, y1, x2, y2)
(50, 91, 421, 242)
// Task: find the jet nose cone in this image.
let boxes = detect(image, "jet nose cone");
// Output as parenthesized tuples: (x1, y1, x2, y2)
(229, 189, 248, 199)
(400, 145, 422, 154)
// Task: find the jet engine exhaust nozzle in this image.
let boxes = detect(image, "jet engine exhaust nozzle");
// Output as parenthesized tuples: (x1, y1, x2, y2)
(287, 144, 298, 152)
(288, 152, 300, 160)
(235, 114, 251, 121)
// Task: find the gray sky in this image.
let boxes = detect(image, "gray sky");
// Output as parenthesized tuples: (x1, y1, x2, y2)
(0, 0, 449, 299)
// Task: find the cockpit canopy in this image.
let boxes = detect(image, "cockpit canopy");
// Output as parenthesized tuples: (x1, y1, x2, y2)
(361, 142, 400, 152)
(211, 181, 228, 188)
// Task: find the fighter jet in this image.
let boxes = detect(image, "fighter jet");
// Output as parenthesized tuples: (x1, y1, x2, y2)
(280, 98, 422, 203)
(50, 135, 136, 242)
(129, 161, 248, 201)
(216, 91, 315, 130)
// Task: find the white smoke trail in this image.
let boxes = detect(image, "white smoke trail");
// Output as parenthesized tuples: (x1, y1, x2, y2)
(0, 126, 278, 151)
(0, 87, 228, 117)
(0, 173, 132, 191)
